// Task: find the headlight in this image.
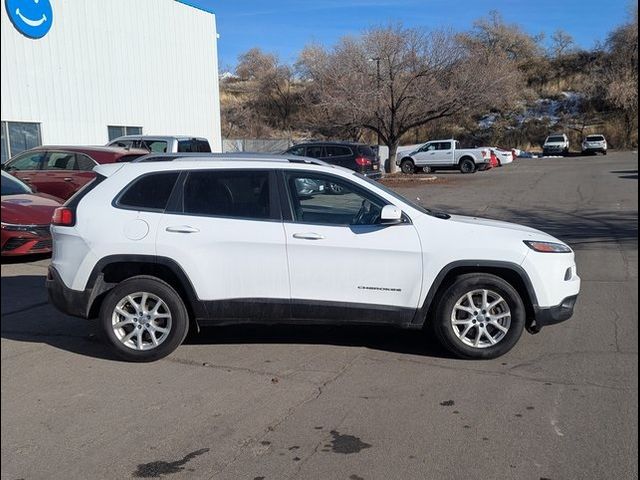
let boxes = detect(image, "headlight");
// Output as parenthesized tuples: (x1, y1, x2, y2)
(524, 240, 572, 253)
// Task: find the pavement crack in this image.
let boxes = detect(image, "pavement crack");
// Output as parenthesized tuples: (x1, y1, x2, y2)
(207, 350, 364, 480)
(162, 356, 279, 377)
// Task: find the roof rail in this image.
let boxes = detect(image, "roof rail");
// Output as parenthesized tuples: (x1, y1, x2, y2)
(131, 152, 332, 167)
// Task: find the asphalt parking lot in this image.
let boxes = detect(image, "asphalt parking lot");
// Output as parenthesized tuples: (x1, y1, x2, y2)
(2, 152, 638, 480)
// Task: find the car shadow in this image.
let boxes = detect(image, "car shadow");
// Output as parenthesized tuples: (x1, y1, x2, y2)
(1, 274, 452, 362)
(1, 253, 51, 264)
(611, 169, 638, 179)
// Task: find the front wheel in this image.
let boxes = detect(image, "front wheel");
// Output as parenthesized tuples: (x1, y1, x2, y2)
(431, 274, 526, 359)
(99, 276, 189, 362)
(400, 159, 415, 174)
(459, 158, 476, 174)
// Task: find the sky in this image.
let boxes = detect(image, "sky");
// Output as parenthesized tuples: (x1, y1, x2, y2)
(189, 0, 632, 71)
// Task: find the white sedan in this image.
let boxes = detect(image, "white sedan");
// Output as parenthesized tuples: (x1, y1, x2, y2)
(490, 147, 514, 166)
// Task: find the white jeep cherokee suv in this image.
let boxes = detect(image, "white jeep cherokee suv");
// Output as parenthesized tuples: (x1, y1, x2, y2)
(47, 154, 580, 362)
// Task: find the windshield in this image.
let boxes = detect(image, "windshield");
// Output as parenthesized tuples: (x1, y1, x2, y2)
(586, 135, 604, 141)
(355, 173, 430, 214)
(1, 171, 32, 195)
(546, 136, 565, 143)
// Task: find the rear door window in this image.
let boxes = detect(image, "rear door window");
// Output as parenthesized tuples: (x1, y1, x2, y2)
(306, 146, 325, 158)
(325, 146, 352, 157)
(136, 140, 168, 153)
(116, 172, 180, 211)
(437, 142, 452, 150)
(180, 170, 274, 220)
(44, 152, 76, 170)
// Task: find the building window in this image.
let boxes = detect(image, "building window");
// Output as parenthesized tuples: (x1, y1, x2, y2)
(108, 125, 143, 141)
(1, 121, 42, 163)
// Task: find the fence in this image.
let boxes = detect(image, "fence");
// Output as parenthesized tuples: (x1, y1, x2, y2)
(222, 139, 293, 153)
(222, 140, 398, 173)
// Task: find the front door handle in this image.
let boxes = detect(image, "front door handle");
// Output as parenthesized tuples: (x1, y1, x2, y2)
(292, 232, 325, 240)
(63, 177, 74, 182)
(165, 225, 200, 234)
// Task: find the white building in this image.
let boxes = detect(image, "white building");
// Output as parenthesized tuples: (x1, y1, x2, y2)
(0, 0, 222, 162)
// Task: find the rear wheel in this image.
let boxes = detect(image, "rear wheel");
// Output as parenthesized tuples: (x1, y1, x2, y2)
(459, 158, 476, 174)
(400, 159, 415, 174)
(99, 276, 189, 362)
(431, 274, 526, 359)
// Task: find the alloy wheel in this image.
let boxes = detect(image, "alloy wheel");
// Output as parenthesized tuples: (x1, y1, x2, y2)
(450, 289, 511, 348)
(111, 292, 173, 351)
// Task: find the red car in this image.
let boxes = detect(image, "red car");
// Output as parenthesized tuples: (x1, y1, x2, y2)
(2, 146, 147, 200)
(1, 171, 62, 256)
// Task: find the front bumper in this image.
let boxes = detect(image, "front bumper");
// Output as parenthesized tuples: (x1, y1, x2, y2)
(46, 265, 93, 318)
(529, 295, 578, 332)
(1, 227, 52, 256)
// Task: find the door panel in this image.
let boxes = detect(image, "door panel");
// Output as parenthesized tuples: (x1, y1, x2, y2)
(32, 152, 82, 199)
(282, 171, 423, 321)
(156, 170, 289, 312)
(431, 142, 453, 166)
(285, 222, 422, 310)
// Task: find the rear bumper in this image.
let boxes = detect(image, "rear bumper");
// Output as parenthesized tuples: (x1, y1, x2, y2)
(533, 295, 578, 327)
(46, 265, 92, 318)
(364, 171, 382, 180)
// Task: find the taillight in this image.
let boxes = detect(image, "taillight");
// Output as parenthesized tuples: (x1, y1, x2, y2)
(355, 156, 372, 167)
(52, 207, 74, 226)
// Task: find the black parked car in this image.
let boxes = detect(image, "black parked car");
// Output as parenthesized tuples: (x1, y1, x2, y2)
(284, 142, 381, 180)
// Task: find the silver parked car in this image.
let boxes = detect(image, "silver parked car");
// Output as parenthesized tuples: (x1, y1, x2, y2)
(581, 134, 608, 155)
(107, 135, 211, 154)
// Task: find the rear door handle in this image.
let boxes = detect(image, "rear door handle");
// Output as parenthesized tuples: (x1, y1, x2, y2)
(165, 226, 200, 234)
(292, 232, 324, 240)
(63, 177, 73, 182)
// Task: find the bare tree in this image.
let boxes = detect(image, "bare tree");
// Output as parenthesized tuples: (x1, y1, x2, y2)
(463, 11, 544, 65)
(224, 48, 302, 135)
(297, 24, 522, 172)
(550, 29, 575, 58)
(602, 5, 638, 145)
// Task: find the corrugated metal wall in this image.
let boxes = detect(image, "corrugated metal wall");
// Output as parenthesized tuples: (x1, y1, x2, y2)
(0, 0, 222, 151)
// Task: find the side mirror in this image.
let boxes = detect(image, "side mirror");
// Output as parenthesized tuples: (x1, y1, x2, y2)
(380, 205, 403, 224)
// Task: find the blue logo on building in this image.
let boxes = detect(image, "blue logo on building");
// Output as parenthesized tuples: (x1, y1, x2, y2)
(5, 0, 53, 39)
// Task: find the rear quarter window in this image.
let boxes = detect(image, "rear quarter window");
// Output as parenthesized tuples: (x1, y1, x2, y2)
(177, 140, 212, 153)
(356, 146, 375, 157)
(116, 172, 180, 211)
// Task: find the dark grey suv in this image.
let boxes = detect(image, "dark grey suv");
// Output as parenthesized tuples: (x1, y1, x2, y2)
(284, 142, 381, 179)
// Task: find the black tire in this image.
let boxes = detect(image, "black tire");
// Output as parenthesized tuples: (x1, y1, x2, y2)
(603, 150, 607, 155)
(99, 275, 189, 362)
(400, 158, 415, 174)
(431, 273, 526, 359)
(459, 158, 476, 174)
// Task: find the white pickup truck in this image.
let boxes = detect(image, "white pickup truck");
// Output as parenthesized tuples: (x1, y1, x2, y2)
(398, 139, 491, 174)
